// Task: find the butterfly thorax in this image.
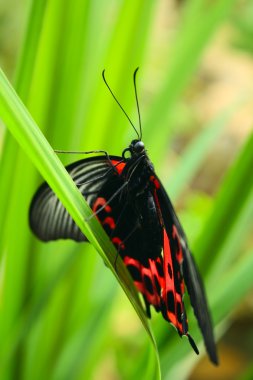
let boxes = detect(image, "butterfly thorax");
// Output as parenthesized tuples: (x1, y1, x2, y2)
(121, 139, 155, 196)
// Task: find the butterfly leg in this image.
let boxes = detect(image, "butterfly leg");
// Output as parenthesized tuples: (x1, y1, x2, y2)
(55, 149, 126, 174)
(55, 149, 110, 158)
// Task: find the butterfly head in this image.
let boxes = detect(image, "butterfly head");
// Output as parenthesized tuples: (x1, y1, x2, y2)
(131, 139, 145, 154)
(122, 139, 145, 159)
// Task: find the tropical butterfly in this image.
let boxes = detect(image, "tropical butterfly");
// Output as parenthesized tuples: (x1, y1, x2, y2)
(29, 69, 218, 364)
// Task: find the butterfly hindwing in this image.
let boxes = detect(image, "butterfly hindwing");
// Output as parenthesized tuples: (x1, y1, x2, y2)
(154, 179, 218, 364)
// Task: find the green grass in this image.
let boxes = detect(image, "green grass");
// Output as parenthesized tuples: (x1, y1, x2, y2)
(0, 1, 253, 379)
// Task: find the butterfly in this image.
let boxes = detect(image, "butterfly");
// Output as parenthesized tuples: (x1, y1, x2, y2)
(29, 68, 218, 365)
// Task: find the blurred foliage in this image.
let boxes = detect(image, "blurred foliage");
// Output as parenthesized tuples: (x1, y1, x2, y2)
(231, 1, 253, 54)
(0, 0, 253, 379)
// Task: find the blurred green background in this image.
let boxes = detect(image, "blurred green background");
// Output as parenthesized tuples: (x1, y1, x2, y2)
(0, 0, 253, 379)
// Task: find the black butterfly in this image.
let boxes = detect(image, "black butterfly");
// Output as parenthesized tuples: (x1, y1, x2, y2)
(29, 69, 218, 365)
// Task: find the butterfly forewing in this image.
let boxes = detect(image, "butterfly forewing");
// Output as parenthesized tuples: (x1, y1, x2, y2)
(29, 156, 123, 242)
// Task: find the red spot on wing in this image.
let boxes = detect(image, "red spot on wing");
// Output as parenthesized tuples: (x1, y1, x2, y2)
(124, 258, 152, 305)
(124, 256, 164, 309)
(150, 175, 161, 189)
(112, 237, 125, 250)
(148, 257, 165, 306)
(102, 217, 116, 230)
(111, 160, 126, 174)
(92, 197, 111, 213)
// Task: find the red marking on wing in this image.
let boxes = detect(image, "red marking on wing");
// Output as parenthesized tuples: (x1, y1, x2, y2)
(112, 237, 125, 250)
(124, 256, 164, 309)
(102, 217, 116, 230)
(148, 257, 165, 306)
(111, 160, 126, 175)
(92, 197, 125, 250)
(92, 197, 111, 213)
(163, 228, 186, 334)
(163, 229, 179, 328)
(150, 175, 161, 189)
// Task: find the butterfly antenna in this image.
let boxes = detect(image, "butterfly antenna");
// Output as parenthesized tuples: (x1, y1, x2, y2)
(102, 70, 140, 139)
(133, 67, 142, 140)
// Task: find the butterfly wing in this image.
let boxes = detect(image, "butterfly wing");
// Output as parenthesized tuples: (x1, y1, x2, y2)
(29, 155, 152, 262)
(29, 156, 124, 242)
(154, 179, 218, 364)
